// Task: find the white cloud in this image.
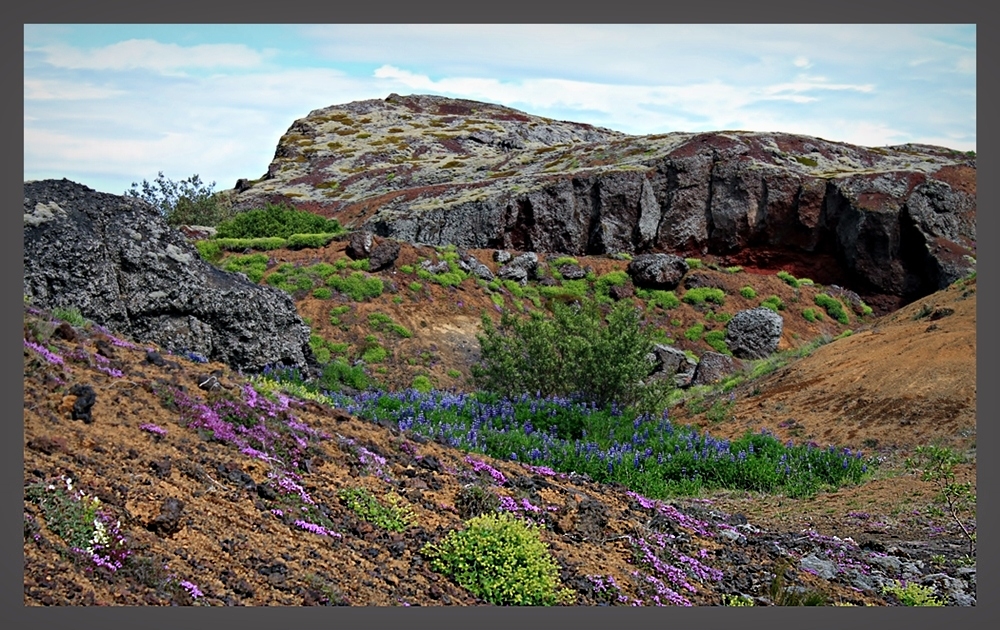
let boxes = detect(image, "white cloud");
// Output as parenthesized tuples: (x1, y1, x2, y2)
(24, 78, 126, 101)
(27, 39, 271, 72)
(793, 56, 811, 68)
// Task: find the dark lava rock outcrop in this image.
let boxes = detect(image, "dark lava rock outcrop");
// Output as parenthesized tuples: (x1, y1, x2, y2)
(23, 179, 315, 374)
(725, 308, 784, 360)
(231, 94, 975, 305)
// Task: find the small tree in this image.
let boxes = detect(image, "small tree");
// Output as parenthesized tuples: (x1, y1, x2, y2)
(905, 445, 976, 557)
(474, 299, 656, 409)
(125, 171, 232, 226)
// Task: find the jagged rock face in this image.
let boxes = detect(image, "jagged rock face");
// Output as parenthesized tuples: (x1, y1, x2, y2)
(23, 179, 316, 374)
(232, 94, 975, 304)
(725, 308, 784, 360)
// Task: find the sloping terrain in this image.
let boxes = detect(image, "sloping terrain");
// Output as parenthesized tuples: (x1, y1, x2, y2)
(22, 264, 977, 606)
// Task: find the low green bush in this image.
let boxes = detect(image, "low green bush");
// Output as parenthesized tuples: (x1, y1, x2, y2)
(814, 293, 849, 325)
(881, 580, 943, 607)
(222, 253, 269, 283)
(412, 375, 433, 393)
(320, 358, 369, 391)
(215, 203, 343, 239)
(801, 308, 823, 323)
(682, 287, 725, 306)
(684, 323, 705, 342)
(422, 512, 574, 606)
(776, 270, 800, 288)
(327, 272, 384, 301)
(740, 286, 757, 299)
(760, 295, 785, 312)
(337, 487, 414, 532)
(286, 233, 338, 249)
(704, 329, 731, 354)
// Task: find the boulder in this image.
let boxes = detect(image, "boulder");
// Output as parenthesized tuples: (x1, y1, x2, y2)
(725, 308, 784, 359)
(647, 344, 697, 388)
(23, 179, 315, 374)
(627, 253, 689, 290)
(368, 240, 400, 271)
(346, 231, 373, 259)
(557, 263, 587, 280)
(691, 352, 740, 386)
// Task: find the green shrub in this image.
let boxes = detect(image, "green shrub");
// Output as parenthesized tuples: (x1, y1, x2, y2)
(329, 305, 351, 326)
(52, 306, 86, 327)
(399, 264, 415, 274)
(639, 289, 680, 310)
(337, 487, 414, 532)
(474, 298, 654, 409)
(814, 293, 849, 325)
(447, 369, 462, 379)
(286, 233, 338, 249)
(454, 484, 501, 519)
(725, 266, 743, 274)
(685, 258, 702, 269)
(776, 270, 800, 288)
(422, 512, 574, 606)
(682, 287, 725, 306)
(411, 375, 433, 393)
(327, 272, 384, 301)
(704, 329, 731, 355)
(760, 295, 785, 312)
(223, 253, 269, 283)
(195, 240, 223, 263)
(549, 256, 579, 267)
(594, 270, 630, 299)
(215, 203, 343, 239)
(216, 236, 287, 251)
(801, 308, 822, 323)
(312, 287, 332, 300)
(739, 286, 757, 299)
(368, 312, 412, 338)
(320, 358, 369, 391)
(362, 344, 388, 364)
(684, 323, 705, 342)
(881, 580, 943, 606)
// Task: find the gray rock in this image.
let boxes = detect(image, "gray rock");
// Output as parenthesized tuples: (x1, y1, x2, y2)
(346, 230, 373, 259)
(647, 344, 698, 388)
(691, 352, 740, 386)
(493, 250, 512, 264)
(458, 253, 494, 281)
(799, 552, 838, 580)
(420, 259, 451, 275)
(557, 263, 587, 280)
(23, 179, 315, 374)
(497, 251, 539, 285)
(725, 308, 784, 359)
(626, 253, 689, 290)
(368, 240, 400, 271)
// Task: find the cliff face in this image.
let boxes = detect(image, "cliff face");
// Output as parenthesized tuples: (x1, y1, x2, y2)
(231, 94, 975, 306)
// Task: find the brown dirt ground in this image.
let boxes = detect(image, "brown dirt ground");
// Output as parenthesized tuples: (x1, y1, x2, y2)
(22, 242, 977, 606)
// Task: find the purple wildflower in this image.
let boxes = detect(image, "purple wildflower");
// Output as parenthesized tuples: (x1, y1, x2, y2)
(179, 580, 203, 599)
(140, 423, 167, 437)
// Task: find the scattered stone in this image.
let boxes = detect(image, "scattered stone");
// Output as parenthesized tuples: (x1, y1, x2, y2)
(346, 231, 374, 260)
(799, 552, 838, 580)
(608, 283, 634, 300)
(147, 497, 185, 536)
(691, 352, 740, 386)
(626, 253, 689, 290)
(725, 307, 784, 359)
(368, 240, 401, 271)
(68, 384, 96, 424)
(493, 250, 512, 264)
(557, 263, 587, 280)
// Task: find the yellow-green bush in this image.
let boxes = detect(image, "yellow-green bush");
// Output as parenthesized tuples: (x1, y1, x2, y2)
(422, 512, 574, 606)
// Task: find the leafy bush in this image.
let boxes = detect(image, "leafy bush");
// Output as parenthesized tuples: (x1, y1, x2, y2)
(222, 253, 269, 283)
(881, 580, 943, 606)
(327, 272, 384, 301)
(776, 270, 800, 288)
(637, 289, 680, 310)
(286, 233, 338, 249)
(215, 237, 287, 251)
(411, 375, 433, 393)
(801, 308, 823, 323)
(682, 287, 725, 306)
(760, 295, 785, 312)
(125, 172, 232, 226)
(337, 487, 414, 532)
(320, 359, 369, 391)
(814, 293, 849, 324)
(685, 258, 703, 269)
(455, 484, 501, 519)
(368, 312, 412, 338)
(474, 299, 654, 409)
(195, 240, 223, 263)
(422, 512, 574, 606)
(312, 287, 332, 300)
(52, 306, 86, 327)
(215, 203, 343, 239)
(739, 286, 757, 299)
(684, 323, 705, 342)
(362, 344, 388, 364)
(704, 330, 731, 355)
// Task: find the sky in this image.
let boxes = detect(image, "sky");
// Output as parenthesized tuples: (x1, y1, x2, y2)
(24, 24, 976, 197)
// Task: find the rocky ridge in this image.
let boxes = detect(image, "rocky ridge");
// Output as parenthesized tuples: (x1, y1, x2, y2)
(231, 93, 976, 308)
(23, 179, 317, 374)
